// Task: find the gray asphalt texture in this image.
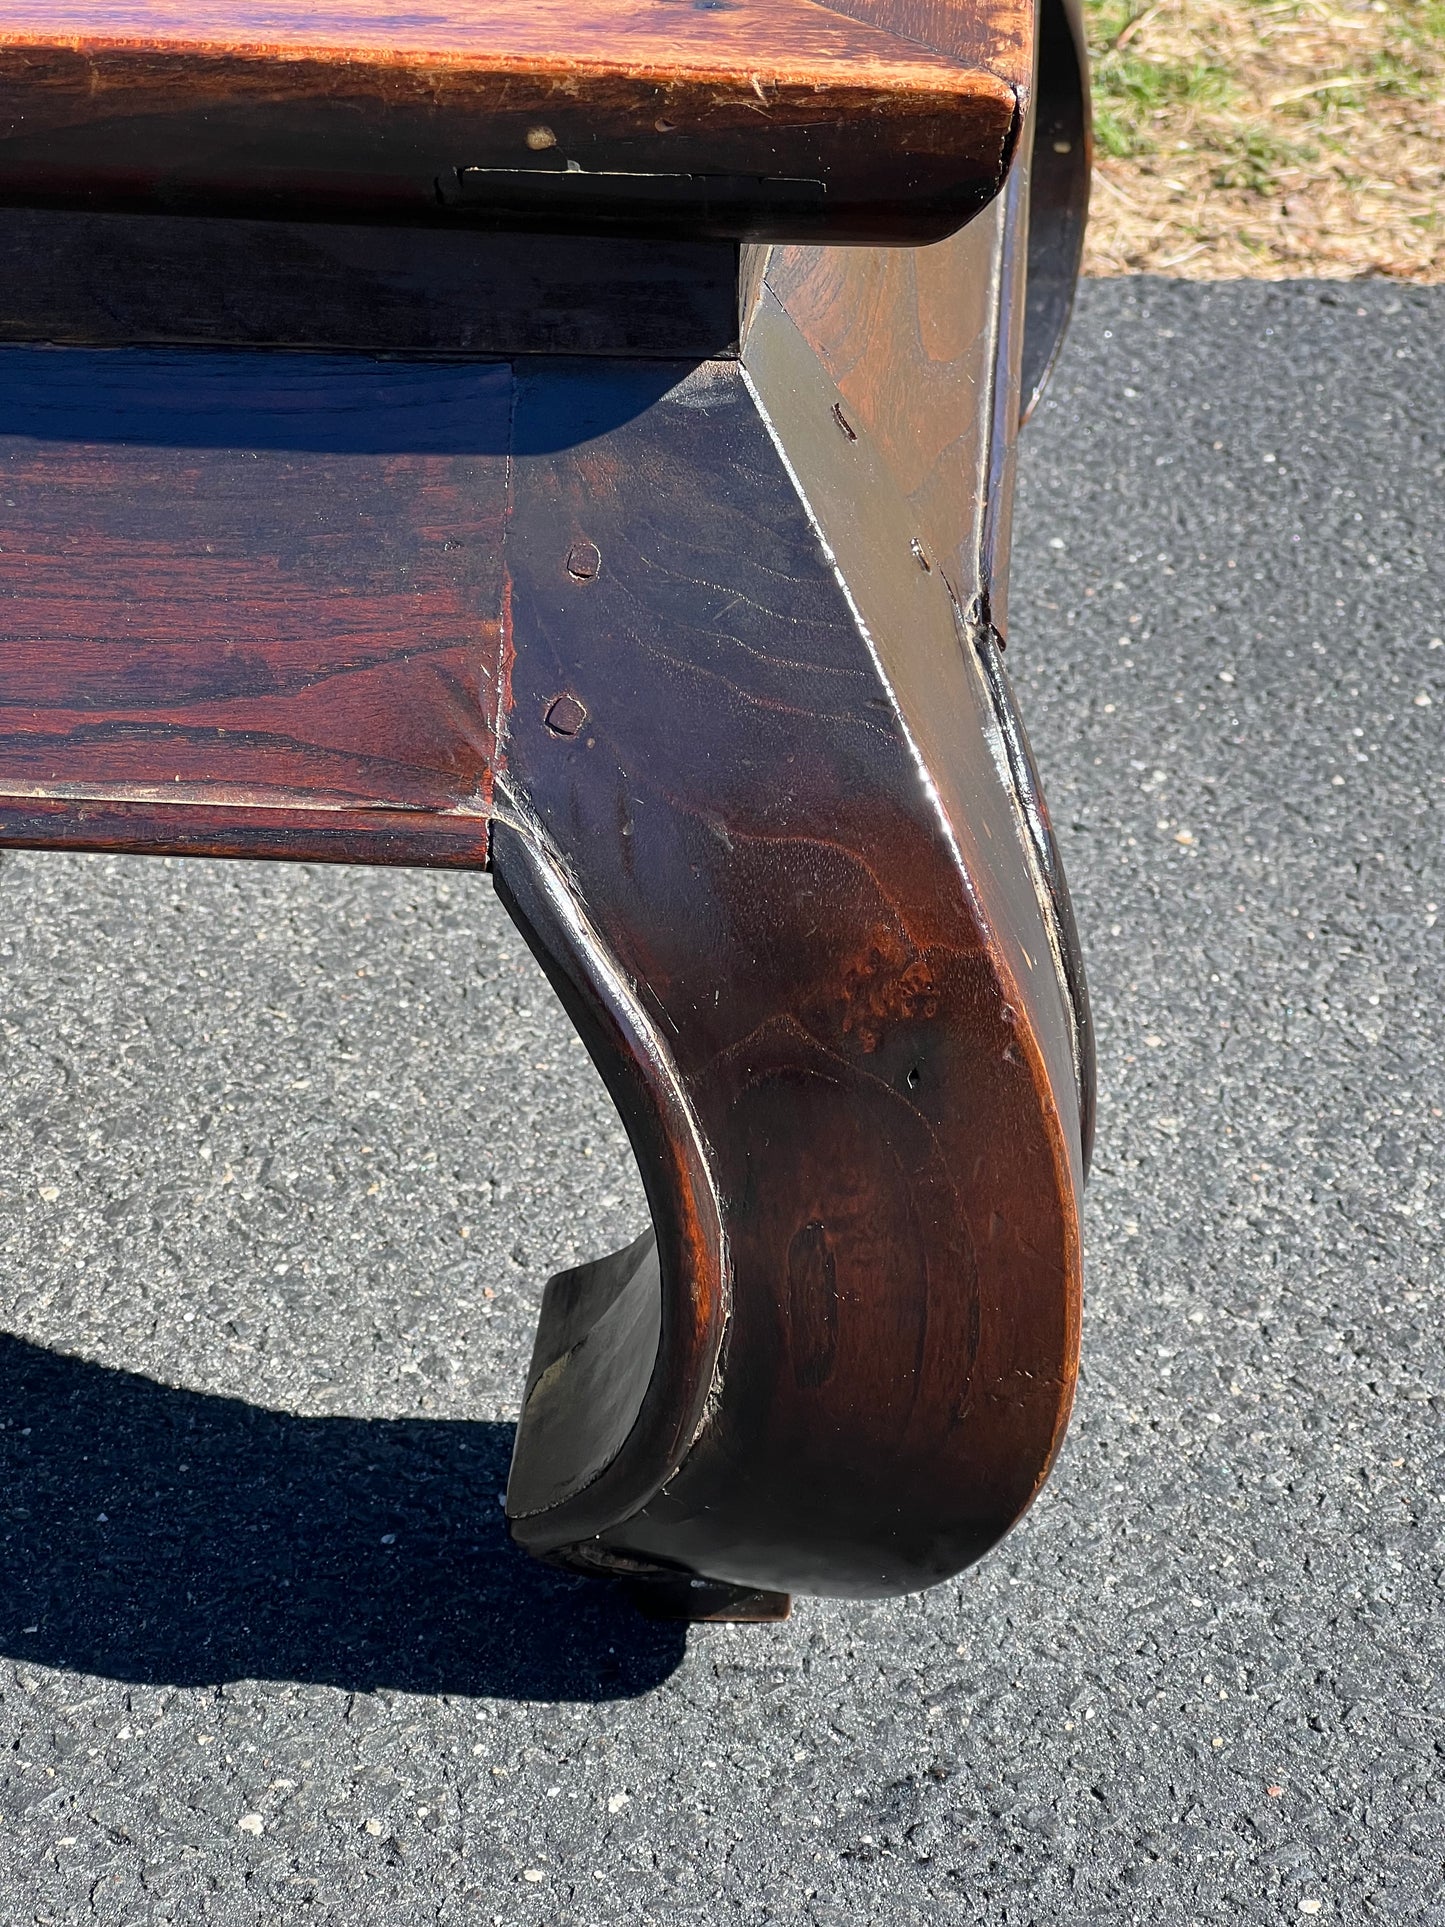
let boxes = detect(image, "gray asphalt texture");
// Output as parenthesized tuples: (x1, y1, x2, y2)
(0, 277, 1440, 1926)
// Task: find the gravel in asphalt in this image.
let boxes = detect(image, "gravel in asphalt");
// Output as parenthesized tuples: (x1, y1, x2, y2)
(0, 277, 1440, 1925)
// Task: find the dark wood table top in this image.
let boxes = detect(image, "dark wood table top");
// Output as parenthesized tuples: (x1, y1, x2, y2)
(0, 0, 1032, 240)
(0, 0, 1026, 65)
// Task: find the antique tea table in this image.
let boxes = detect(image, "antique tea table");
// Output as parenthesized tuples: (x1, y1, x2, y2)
(0, 0, 1093, 1619)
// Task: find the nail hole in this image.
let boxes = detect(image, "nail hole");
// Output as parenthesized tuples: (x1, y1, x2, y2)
(566, 540, 601, 582)
(906, 1066, 921, 1090)
(911, 539, 932, 573)
(544, 694, 588, 737)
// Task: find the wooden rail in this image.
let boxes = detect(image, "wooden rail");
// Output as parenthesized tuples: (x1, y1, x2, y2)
(0, 0, 1031, 240)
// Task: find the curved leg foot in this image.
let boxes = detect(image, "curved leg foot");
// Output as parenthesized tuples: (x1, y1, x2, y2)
(497, 275, 1088, 1600)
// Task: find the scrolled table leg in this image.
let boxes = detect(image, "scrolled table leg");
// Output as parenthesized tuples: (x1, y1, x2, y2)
(495, 342, 1087, 1608)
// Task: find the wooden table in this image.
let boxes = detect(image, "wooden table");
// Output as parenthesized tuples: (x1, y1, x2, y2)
(0, 0, 1093, 1619)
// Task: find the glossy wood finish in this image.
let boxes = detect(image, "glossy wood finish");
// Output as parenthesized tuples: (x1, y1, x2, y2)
(495, 350, 1081, 1597)
(740, 114, 1093, 1149)
(0, 0, 1030, 242)
(756, 216, 1003, 683)
(495, 26, 1091, 1596)
(745, 225, 1091, 1159)
(0, 349, 508, 865)
(0, 4, 1093, 1611)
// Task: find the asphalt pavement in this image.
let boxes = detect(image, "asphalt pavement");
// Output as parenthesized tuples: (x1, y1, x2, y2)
(0, 276, 1440, 1925)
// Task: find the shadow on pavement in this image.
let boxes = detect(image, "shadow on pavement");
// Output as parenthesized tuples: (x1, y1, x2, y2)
(0, 1333, 685, 1700)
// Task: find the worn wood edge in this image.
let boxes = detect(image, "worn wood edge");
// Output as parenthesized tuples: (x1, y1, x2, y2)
(814, 0, 1033, 72)
(489, 353, 1080, 1598)
(505, 1232, 664, 1520)
(740, 280, 1083, 1197)
(624, 1576, 792, 1622)
(491, 808, 732, 1554)
(737, 274, 1084, 1547)
(0, 36, 1026, 100)
(0, 46, 1026, 245)
(0, 795, 492, 867)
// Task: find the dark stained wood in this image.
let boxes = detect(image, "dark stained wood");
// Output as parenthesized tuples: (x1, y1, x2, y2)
(751, 220, 1091, 1144)
(0, 347, 509, 866)
(0, 33, 1095, 1611)
(625, 1566, 792, 1621)
(507, 1233, 663, 1520)
(759, 214, 1003, 619)
(0, 794, 491, 866)
(0, 210, 742, 358)
(823, 0, 1028, 65)
(496, 349, 1083, 1597)
(0, 0, 1029, 242)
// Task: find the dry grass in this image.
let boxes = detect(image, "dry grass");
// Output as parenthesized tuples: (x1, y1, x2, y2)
(1081, 0, 1445, 278)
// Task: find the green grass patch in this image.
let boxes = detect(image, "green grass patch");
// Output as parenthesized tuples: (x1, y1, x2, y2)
(1210, 127, 1317, 194)
(1091, 49, 1237, 158)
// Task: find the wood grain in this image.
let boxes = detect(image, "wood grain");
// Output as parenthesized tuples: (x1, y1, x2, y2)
(761, 220, 1002, 615)
(0, 347, 509, 864)
(0, 80, 1094, 1604)
(822, 0, 1029, 66)
(498, 352, 1083, 1596)
(744, 256, 1089, 1173)
(0, 0, 1023, 74)
(0, 0, 1030, 241)
(754, 123, 1095, 1153)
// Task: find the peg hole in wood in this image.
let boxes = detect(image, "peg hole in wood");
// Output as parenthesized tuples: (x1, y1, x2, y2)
(544, 694, 588, 737)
